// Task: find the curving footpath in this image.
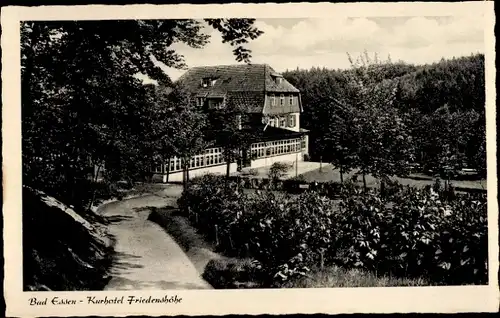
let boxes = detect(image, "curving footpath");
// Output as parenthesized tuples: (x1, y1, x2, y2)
(98, 186, 212, 290)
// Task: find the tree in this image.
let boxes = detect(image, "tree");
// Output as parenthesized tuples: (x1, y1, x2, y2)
(283, 54, 485, 179)
(322, 98, 358, 183)
(21, 19, 263, 209)
(268, 162, 292, 182)
(167, 85, 210, 189)
(344, 52, 415, 190)
(208, 111, 253, 182)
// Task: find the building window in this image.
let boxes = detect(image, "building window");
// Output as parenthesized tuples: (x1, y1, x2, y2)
(209, 98, 224, 109)
(280, 94, 285, 106)
(280, 117, 286, 127)
(201, 78, 211, 87)
(270, 94, 276, 106)
(197, 97, 204, 107)
(289, 95, 294, 105)
(249, 138, 301, 159)
(289, 114, 295, 127)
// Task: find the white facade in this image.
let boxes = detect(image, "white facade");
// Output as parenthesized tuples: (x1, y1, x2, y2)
(266, 112, 300, 132)
(251, 152, 303, 169)
(154, 162, 238, 182)
(151, 136, 307, 183)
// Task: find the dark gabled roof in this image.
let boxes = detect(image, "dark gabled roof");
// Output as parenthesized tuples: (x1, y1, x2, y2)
(226, 91, 265, 113)
(176, 64, 300, 114)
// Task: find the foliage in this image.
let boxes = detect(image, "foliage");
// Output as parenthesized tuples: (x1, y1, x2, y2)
(268, 162, 292, 181)
(178, 175, 488, 287)
(248, 168, 259, 176)
(343, 53, 415, 186)
(207, 101, 254, 178)
(22, 19, 263, 209)
(283, 53, 486, 178)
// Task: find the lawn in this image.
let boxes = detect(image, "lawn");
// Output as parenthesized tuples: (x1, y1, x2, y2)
(300, 164, 487, 190)
(280, 265, 430, 288)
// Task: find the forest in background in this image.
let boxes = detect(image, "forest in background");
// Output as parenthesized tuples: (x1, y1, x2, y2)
(21, 18, 486, 213)
(283, 53, 486, 180)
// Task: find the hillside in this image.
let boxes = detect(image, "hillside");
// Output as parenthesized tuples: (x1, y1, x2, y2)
(23, 186, 114, 291)
(282, 54, 486, 174)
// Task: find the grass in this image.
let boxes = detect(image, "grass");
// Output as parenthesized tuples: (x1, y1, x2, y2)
(149, 205, 429, 289)
(148, 206, 261, 289)
(148, 206, 226, 276)
(300, 165, 487, 190)
(203, 258, 263, 289)
(280, 265, 430, 288)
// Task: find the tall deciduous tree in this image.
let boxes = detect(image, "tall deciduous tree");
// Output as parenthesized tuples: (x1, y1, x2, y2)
(22, 19, 263, 208)
(344, 52, 415, 190)
(322, 98, 358, 183)
(167, 85, 210, 189)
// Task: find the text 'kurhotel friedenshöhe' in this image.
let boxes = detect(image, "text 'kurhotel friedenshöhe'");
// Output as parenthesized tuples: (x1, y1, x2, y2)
(87, 295, 182, 305)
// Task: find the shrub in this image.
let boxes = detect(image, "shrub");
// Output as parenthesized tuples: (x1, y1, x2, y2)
(380, 178, 405, 199)
(248, 168, 259, 176)
(268, 162, 292, 181)
(179, 173, 488, 286)
(203, 258, 264, 289)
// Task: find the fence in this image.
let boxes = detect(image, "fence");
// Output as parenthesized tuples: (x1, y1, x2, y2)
(226, 176, 486, 198)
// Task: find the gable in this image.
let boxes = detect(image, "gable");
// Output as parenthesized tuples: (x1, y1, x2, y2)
(175, 64, 300, 114)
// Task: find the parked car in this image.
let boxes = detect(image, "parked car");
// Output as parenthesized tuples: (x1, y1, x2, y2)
(439, 165, 460, 178)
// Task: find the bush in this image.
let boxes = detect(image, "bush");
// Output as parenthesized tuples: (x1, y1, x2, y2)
(268, 162, 292, 181)
(248, 168, 259, 176)
(380, 178, 405, 199)
(179, 173, 488, 286)
(203, 258, 264, 289)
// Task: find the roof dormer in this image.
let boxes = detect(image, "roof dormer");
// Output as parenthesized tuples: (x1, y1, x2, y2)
(271, 72, 283, 84)
(201, 77, 217, 88)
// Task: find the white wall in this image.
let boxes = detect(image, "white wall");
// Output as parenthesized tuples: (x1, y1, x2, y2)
(284, 112, 300, 132)
(302, 134, 309, 155)
(268, 113, 301, 132)
(251, 152, 303, 169)
(153, 163, 238, 182)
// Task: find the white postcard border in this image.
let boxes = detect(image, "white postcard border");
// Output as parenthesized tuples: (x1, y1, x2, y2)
(2, 2, 498, 316)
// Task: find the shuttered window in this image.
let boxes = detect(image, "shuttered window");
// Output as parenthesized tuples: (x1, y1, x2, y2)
(289, 114, 295, 127)
(270, 94, 276, 106)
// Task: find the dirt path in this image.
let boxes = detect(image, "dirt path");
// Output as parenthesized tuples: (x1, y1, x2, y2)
(98, 186, 212, 290)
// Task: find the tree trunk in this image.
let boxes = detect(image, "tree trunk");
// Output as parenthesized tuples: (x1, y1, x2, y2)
(362, 173, 367, 192)
(165, 156, 171, 183)
(87, 163, 102, 211)
(182, 159, 187, 190)
(320, 156, 323, 172)
(339, 163, 344, 183)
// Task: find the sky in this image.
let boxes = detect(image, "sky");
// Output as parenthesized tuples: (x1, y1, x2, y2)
(150, 15, 485, 82)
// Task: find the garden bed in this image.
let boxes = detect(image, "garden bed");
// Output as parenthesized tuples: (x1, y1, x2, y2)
(177, 173, 488, 288)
